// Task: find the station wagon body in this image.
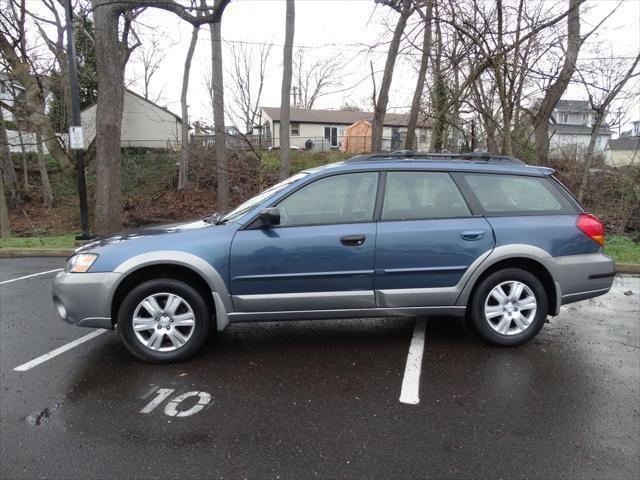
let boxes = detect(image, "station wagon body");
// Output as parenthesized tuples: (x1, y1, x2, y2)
(52, 153, 616, 362)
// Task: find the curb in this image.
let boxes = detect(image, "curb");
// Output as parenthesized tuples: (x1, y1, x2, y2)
(0, 249, 73, 258)
(617, 263, 640, 274)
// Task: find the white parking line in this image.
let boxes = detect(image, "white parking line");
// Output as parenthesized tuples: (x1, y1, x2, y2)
(399, 318, 427, 405)
(0, 269, 63, 285)
(13, 329, 107, 372)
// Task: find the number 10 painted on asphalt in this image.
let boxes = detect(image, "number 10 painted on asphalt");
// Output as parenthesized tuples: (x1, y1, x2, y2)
(140, 388, 212, 417)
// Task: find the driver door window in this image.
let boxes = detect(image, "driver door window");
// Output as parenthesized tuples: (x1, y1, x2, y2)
(277, 172, 378, 227)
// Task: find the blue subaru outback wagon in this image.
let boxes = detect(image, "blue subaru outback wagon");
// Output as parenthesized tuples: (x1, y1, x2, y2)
(52, 153, 615, 362)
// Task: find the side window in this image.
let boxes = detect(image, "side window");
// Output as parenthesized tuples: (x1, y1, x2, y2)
(463, 173, 576, 214)
(382, 171, 470, 221)
(277, 172, 378, 227)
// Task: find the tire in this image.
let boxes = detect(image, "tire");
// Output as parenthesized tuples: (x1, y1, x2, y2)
(469, 268, 548, 347)
(117, 278, 211, 363)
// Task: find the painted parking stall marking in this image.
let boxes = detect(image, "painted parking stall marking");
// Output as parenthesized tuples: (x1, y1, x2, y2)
(399, 318, 427, 405)
(141, 388, 212, 417)
(0, 268, 63, 285)
(13, 329, 107, 372)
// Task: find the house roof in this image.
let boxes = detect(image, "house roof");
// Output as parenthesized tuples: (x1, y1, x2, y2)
(81, 88, 182, 123)
(261, 107, 430, 128)
(550, 123, 611, 135)
(607, 136, 640, 151)
(554, 100, 592, 112)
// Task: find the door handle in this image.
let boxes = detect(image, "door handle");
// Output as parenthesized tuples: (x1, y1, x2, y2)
(340, 234, 366, 246)
(461, 230, 484, 241)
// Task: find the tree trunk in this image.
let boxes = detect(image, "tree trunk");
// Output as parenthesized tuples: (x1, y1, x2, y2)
(0, 173, 9, 238)
(210, 20, 228, 211)
(178, 25, 200, 191)
(371, 0, 412, 152)
(533, 0, 582, 164)
(93, 2, 125, 234)
(405, 0, 432, 151)
(576, 113, 603, 202)
(279, 0, 295, 180)
(17, 130, 28, 190)
(36, 132, 54, 208)
(0, 106, 17, 206)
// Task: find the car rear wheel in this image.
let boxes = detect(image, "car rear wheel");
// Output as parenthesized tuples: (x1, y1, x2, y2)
(470, 268, 548, 347)
(118, 278, 211, 363)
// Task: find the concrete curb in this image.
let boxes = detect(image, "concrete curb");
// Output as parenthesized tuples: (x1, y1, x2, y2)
(617, 263, 640, 274)
(0, 249, 73, 258)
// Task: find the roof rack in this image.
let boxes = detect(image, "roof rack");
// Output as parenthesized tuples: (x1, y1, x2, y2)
(345, 151, 525, 165)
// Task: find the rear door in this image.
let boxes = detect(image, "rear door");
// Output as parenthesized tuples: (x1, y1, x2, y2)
(374, 170, 495, 307)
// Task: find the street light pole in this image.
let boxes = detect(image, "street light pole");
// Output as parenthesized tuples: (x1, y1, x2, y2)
(64, 0, 91, 240)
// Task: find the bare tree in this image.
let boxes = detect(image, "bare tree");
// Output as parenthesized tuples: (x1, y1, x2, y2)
(405, 0, 432, 150)
(132, 33, 166, 102)
(577, 51, 640, 201)
(371, 0, 413, 152)
(0, 1, 72, 171)
(532, 0, 582, 164)
(178, 23, 201, 191)
(292, 48, 342, 109)
(228, 41, 271, 133)
(279, 0, 295, 181)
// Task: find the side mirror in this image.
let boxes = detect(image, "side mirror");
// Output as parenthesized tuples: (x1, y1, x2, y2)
(257, 207, 280, 228)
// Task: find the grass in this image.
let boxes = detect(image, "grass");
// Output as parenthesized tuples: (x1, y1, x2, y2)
(0, 234, 77, 250)
(605, 235, 640, 264)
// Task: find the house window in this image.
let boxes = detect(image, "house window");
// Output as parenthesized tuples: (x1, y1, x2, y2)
(561, 113, 568, 123)
(291, 123, 300, 136)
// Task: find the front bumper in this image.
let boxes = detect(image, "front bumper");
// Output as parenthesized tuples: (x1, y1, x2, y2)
(51, 271, 124, 329)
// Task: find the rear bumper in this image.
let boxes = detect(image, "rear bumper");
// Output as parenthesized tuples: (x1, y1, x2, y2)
(549, 252, 616, 307)
(51, 271, 123, 329)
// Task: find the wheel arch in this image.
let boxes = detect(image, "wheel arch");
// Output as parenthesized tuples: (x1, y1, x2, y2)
(111, 251, 232, 331)
(457, 247, 560, 316)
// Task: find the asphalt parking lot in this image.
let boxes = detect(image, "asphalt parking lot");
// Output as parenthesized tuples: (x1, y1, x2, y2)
(1, 257, 639, 479)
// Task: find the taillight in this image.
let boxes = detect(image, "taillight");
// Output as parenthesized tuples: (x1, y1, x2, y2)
(576, 213, 605, 247)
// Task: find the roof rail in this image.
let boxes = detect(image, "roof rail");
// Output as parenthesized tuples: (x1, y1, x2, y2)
(345, 151, 525, 165)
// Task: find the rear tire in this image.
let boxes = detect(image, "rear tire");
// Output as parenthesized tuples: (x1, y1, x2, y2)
(118, 278, 211, 363)
(470, 268, 548, 347)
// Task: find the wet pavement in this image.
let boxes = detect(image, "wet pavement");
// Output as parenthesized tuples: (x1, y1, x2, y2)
(1, 257, 639, 479)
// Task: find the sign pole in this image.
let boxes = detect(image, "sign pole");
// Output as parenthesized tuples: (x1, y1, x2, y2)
(64, 0, 90, 240)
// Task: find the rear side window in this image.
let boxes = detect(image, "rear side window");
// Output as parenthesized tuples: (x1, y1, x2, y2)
(462, 173, 577, 214)
(382, 171, 471, 220)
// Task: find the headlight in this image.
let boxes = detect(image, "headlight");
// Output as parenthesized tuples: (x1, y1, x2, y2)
(65, 253, 98, 273)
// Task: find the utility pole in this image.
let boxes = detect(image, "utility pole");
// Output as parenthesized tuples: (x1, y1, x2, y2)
(64, 0, 91, 240)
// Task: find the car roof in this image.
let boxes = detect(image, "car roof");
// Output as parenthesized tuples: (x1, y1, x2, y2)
(305, 153, 554, 177)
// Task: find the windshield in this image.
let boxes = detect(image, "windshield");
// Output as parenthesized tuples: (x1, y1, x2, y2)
(219, 172, 308, 223)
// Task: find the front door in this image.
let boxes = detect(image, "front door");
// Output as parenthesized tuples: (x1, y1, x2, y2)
(230, 172, 380, 312)
(374, 171, 495, 307)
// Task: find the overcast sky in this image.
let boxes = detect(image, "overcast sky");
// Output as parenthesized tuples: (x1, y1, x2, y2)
(120, 0, 640, 134)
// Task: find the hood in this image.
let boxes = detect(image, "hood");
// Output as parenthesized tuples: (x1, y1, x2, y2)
(75, 219, 216, 253)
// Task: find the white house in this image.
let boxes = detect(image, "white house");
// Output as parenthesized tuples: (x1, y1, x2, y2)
(605, 120, 640, 166)
(548, 100, 611, 159)
(260, 107, 431, 151)
(81, 89, 182, 149)
(0, 72, 24, 122)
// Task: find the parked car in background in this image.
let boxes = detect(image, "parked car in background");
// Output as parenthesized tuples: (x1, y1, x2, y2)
(52, 152, 615, 362)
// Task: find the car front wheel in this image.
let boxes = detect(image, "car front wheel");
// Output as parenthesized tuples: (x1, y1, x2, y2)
(117, 278, 211, 363)
(470, 268, 548, 347)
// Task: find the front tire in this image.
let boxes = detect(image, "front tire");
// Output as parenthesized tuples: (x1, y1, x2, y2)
(118, 278, 211, 363)
(470, 268, 548, 347)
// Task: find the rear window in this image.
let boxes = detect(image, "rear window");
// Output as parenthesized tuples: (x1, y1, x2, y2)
(462, 173, 577, 214)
